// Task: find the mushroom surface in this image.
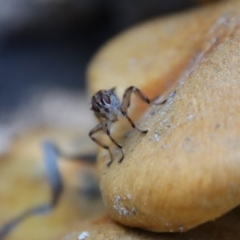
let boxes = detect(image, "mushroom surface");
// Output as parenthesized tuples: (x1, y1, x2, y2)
(87, 1, 240, 232)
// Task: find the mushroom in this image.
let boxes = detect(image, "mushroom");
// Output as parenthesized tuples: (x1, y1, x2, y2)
(87, 1, 240, 233)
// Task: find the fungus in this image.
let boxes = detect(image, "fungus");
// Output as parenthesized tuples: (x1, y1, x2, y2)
(87, 1, 240, 233)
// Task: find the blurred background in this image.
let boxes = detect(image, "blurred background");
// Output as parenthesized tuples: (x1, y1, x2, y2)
(0, 0, 220, 140)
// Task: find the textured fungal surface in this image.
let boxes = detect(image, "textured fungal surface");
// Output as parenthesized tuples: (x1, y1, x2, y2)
(87, 1, 240, 233)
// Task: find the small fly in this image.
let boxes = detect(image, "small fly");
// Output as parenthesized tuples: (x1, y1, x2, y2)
(89, 86, 152, 166)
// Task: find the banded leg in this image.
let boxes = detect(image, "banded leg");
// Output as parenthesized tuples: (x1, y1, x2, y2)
(103, 121, 125, 163)
(121, 86, 150, 134)
(122, 86, 150, 108)
(89, 123, 124, 166)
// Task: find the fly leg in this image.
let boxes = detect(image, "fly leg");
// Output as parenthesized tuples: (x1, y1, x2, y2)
(89, 122, 124, 166)
(120, 86, 150, 134)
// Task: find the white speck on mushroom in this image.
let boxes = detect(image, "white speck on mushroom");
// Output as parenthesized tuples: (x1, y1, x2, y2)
(113, 195, 136, 216)
(179, 226, 185, 232)
(127, 193, 132, 199)
(121, 207, 129, 215)
(115, 195, 121, 201)
(78, 231, 89, 240)
(113, 196, 129, 216)
(153, 133, 160, 142)
(186, 114, 194, 120)
(131, 207, 136, 214)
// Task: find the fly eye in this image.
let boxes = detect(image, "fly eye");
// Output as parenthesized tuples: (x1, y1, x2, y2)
(102, 94, 111, 104)
(91, 102, 100, 112)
